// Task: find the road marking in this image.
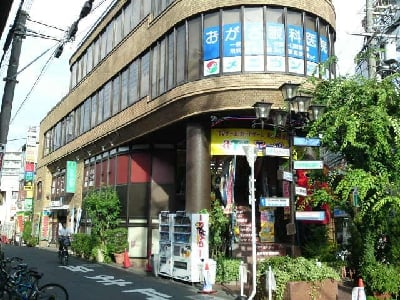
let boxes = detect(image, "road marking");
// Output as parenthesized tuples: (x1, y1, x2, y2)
(59, 265, 94, 272)
(122, 288, 172, 299)
(85, 274, 133, 287)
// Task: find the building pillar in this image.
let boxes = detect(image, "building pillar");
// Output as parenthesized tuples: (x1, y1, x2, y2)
(185, 122, 210, 213)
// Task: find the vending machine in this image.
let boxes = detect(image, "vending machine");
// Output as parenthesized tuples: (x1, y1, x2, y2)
(158, 211, 209, 283)
(158, 211, 174, 277)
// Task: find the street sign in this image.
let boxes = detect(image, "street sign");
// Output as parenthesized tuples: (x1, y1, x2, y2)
(259, 197, 289, 207)
(296, 211, 326, 221)
(283, 171, 293, 182)
(264, 147, 290, 157)
(295, 186, 307, 196)
(293, 137, 321, 147)
(293, 160, 323, 170)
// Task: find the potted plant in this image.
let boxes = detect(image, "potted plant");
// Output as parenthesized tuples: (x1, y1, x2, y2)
(105, 227, 129, 264)
(364, 262, 400, 299)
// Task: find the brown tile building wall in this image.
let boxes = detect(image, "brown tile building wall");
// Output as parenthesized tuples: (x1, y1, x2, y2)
(35, 0, 336, 229)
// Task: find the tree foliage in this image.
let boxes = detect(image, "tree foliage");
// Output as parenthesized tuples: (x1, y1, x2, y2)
(307, 74, 400, 272)
(83, 187, 121, 246)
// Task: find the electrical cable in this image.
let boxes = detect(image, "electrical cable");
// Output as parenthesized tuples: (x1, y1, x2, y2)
(26, 17, 67, 32)
(9, 45, 57, 125)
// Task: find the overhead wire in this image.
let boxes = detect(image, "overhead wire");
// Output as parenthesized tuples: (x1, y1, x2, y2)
(9, 42, 59, 125)
(8, 0, 114, 122)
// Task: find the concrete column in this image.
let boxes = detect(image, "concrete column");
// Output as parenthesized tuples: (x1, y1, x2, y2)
(185, 122, 210, 213)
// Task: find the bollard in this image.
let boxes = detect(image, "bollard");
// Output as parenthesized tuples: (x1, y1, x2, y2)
(239, 261, 248, 297)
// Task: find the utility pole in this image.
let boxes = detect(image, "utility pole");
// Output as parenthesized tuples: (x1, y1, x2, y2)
(0, 7, 28, 144)
(366, 0, 377, 78)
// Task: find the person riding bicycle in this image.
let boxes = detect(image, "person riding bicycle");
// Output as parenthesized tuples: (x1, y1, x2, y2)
(58, 221, 71, 252)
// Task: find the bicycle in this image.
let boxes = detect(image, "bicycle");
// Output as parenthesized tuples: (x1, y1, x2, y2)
(57, 237, 70, 266)
(2, 264, 68, 299)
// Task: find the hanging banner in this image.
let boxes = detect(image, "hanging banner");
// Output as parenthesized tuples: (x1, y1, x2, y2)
(66, 161, 77, 193)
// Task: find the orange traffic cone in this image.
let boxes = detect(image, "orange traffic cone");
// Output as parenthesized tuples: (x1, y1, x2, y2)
(145, 251, 152, 272)
(123, 249, 132, 268)
(199, 261, 217, 294)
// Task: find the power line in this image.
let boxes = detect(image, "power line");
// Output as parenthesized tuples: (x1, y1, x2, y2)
(9, 43, 57, 125)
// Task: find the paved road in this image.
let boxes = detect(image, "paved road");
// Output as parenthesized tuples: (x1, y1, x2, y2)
(2, 244, 353, 299)
(2, 244, 237, 300)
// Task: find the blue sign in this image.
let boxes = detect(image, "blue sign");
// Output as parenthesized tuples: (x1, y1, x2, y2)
(244, 22, 263, 55)
(223, 23, 241, 57)
(320, 36, 328, 62)
(293, 136, 321, 147)
(287, 24, 303, 59)
(203, 26, 220, 60)
(306, 29, 318, 63)
(266, 22, 285, 56)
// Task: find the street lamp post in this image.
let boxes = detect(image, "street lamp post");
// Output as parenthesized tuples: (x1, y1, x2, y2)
(279, 82, 325, 255)
(242, 144, 259, 300)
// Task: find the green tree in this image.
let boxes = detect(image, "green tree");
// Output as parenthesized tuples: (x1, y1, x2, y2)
(308, 74, 400, 270)
(83, 187, 122, 247)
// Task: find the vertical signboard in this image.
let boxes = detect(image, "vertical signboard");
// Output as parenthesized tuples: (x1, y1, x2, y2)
(203, 26, 220, 76)
(223, 23, 242, 73)
(66, 161, 77, 193)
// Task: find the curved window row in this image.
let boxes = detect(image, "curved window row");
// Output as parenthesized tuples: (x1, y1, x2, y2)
(70, 0, 176, 89)
(44, 6, 335, 156)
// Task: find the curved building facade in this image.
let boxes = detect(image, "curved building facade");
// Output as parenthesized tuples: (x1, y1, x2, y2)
(34, 0, 336, 260)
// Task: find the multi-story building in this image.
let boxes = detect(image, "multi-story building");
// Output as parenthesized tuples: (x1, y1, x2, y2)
(35, 0, 336, 262)
(0, 150, 23, 240)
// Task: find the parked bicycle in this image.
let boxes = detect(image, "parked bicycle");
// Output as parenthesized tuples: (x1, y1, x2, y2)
(0, 255, 68, 299)
(58, 237, 70, 266)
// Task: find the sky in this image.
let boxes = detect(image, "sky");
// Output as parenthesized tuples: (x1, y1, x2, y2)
(0, 0, 366, 152)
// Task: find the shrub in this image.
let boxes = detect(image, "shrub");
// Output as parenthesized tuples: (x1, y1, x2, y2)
(215, 257, 242, 283)
(257, 256, 340, 300)
(71, 233, 94, 259)
(104, 227, 129, 256)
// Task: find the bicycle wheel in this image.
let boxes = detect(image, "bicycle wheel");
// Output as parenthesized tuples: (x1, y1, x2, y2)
(61, 255, 68, 266)
(35, 283, 68, 300)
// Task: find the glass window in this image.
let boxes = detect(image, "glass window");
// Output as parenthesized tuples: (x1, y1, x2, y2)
(131, 0, 140, 29)
(114, 13, 123, 46)
(222, 9, 241, 73)
(151, 44, 159, 98)
(142, 0, 151, 18)
(103, 81, 112, 120)
(74, 106, 81, 138)
(244, 7, 264, 72)
(93, 37, 100, 66)
(121, 68, 128, 109)
(54, 122, 61, 150)
(188, 17, 201, 81)
(287, 11, 304, 74)
(266, 7, 285, 72)
(167, 31, 174, 90)
(112, 75, 121, 115)
(100, 31, 107, 60)
(44, 131, 51, 156)
(123, 3, 130, 37)
(66, 112, 74, 142)
(319, 21, 330, 79)
(106, 23, 114, 54)
(97, 89, 104, 124)
(91, 94, 97, 128)
(159, 38, 166, 94)
(79, 103, 85, 135)
(203, 12, 220, 76)
(128, 60, 139, 104)
(176, 24, 186, 84)
(70, 63, 77, 89)
(305, 15, 318, 76)
(86, 44, 93, 74)
(83, 98, 91, 132)
(60, 118, 66, 146)
(140, 53, 150, 99)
